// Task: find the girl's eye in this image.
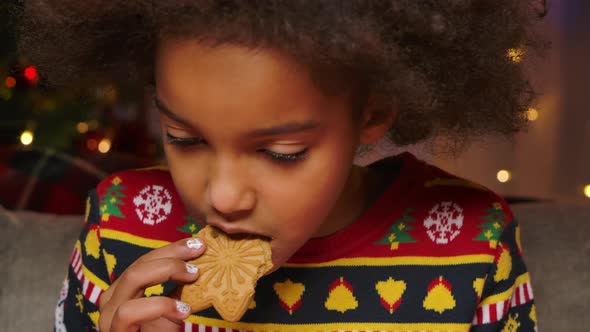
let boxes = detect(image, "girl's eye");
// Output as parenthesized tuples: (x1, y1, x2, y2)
(165, 132, 308, 163)
(165, 132, 205, 145)
(262, 148, 309, 163)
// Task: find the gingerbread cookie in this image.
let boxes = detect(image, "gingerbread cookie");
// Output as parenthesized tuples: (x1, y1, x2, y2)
(180, 225, 273, 322)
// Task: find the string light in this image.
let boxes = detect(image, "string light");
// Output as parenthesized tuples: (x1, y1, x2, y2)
(86, 138, 98, 151)
(526, 108, 539, 122)
(507, 48, 525, 63)
(76, 122, 89, 134)
(497, 170, 511, 183)
(20, 130, 34, 146)
(584, 185, 590, 198)
(24, 65, 39, 85)
(98, 138, 112, 154)
(4, 76, 16, 88)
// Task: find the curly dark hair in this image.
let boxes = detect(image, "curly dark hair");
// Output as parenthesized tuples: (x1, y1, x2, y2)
(13, 0, 548, 153)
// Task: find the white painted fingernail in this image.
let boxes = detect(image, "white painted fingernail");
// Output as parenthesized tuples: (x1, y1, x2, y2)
(176, 300, 191, 314)
(186, 238, 203, 250)
(185, 263, 199, 274)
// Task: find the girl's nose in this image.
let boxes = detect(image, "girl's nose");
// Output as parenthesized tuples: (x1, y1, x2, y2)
(206, 163, 256, 221)
(211, 206, 252, 223)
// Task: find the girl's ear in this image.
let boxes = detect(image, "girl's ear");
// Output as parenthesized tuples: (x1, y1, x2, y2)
(358, 96, 397, 145)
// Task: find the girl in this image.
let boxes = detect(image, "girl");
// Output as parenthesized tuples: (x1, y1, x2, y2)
(17, 1, 545, 331)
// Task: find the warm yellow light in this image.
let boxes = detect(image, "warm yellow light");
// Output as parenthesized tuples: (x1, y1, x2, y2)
(584, 185, 590, 198)
(20, 130, 34, 146)
(507, 48, 525, 63)
(98, 138, 112, 154)
(76, 122, 89, 134)
(497, 170, 511, 183)
(527, 108, 539, 122)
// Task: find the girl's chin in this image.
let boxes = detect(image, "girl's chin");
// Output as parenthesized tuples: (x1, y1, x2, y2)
(266, 253, 288, 274)
(266, 245, 298, 275)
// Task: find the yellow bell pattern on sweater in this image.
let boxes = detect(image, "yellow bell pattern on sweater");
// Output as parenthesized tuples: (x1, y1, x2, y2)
(423, 276, 456, 314)
(325, 277, 358, 313)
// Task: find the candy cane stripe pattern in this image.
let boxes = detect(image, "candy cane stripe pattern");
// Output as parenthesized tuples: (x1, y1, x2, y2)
(69, 246, 105, 305)
(472, 277, 534, 325)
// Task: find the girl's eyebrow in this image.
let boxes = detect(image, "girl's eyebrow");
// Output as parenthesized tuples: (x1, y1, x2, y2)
(154, 95, 321, 138)
(246, 121, 320, 138)
(154, 95, 191, 126)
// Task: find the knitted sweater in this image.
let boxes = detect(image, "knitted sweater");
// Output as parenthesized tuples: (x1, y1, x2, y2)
(56, 153, 537, 332)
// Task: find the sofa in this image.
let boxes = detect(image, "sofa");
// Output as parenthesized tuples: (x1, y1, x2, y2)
(1, 202, 589, 331)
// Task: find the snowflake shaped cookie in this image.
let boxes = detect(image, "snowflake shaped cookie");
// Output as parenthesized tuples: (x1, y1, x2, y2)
(180, 226, 273, 321)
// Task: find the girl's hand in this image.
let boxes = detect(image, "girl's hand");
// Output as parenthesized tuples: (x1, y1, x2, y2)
(98, 237, 206, 332)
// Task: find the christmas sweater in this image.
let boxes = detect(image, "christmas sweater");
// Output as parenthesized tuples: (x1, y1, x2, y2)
(56, 152, 537, 332)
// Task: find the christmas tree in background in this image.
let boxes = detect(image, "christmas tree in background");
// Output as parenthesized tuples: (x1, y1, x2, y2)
(1, 12, 99, 152)
(473, 202, 507, 249)
(0, 6, 160, 214)
(0, 5, 159, 159)
(100, 176, 126, 221)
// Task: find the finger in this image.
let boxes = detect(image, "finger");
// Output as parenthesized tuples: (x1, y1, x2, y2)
(100, 280, 117, 310)
(110, 257, 200, 304)
(100, 237, 205, 306)
(109, 297, 191, 332)
(135, 237, 206, 264)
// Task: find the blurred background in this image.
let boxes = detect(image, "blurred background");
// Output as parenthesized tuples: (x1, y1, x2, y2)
(353, 0, 590, 207)
(0, 0, 589, 215)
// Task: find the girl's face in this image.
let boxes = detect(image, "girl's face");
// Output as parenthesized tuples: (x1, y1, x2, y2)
(155, 39, 377, 270)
